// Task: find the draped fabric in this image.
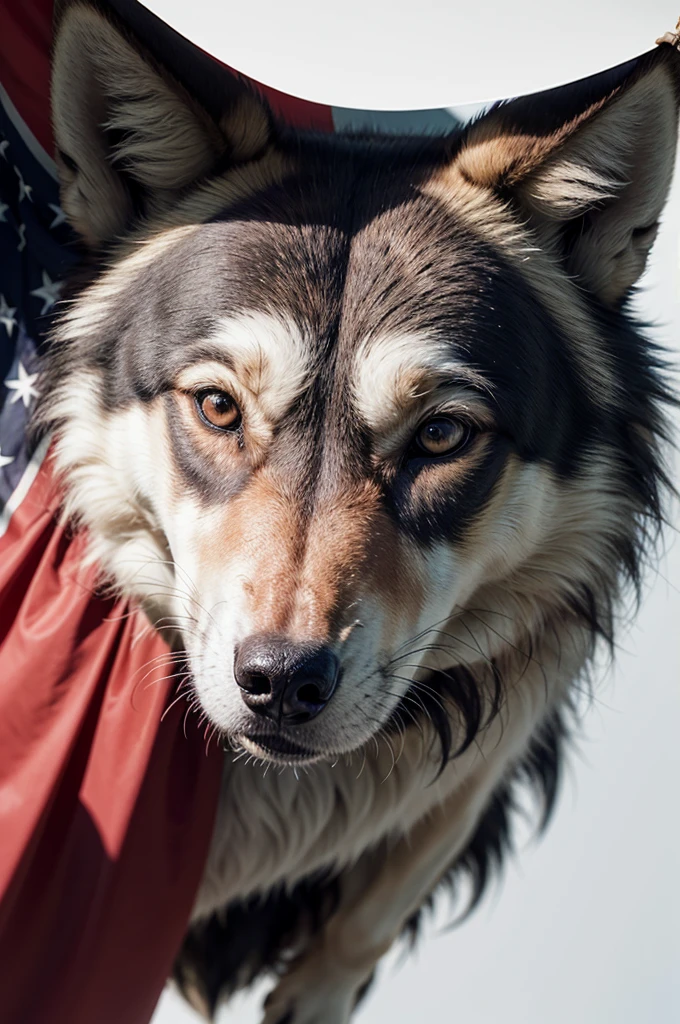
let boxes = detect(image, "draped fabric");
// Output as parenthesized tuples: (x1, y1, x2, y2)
(0, 461, 224, 1024)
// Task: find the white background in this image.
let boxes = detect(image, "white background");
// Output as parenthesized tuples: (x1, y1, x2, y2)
(144, 1, 675, 107)
(150, 3, 680, 1022)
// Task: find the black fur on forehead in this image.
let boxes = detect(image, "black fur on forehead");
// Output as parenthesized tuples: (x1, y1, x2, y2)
(44, 153, 597, 467)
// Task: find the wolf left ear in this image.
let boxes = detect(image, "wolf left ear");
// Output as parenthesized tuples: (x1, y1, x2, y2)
(454, 46, 680, 305)
(51, 2, 272, 246)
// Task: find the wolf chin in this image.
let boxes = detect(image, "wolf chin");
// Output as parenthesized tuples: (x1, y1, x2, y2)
(39, 4, 679, 1022)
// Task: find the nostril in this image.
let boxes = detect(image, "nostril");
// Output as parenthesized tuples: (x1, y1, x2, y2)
(234, 638, 280, 699)
(244, 672, 272, 696)
(295, 682, 323, 705)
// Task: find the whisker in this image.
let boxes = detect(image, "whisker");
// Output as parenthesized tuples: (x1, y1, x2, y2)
(160, 685, 195, 722)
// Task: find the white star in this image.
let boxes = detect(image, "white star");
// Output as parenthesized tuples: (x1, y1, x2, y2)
(0, 201, 8, 222)
(16, 223, 26, 252)
(0, 295, 17, 336)
(30, 270, 61, 314)
(14, 166, 33, 202)
(0, 139, 9, 160)
(0, 447, 14, 469)
(48, 203, 67, 228)
(5, 362, 39, 408)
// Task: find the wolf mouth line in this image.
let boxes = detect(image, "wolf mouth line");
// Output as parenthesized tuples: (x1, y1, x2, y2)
(239, 733, 318, 763)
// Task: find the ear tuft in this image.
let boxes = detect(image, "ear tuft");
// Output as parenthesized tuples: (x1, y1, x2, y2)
(99, 44, 224, 193)
(219, 91, 272, 163)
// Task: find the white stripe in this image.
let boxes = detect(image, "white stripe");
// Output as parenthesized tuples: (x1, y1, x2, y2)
(0, 81, 58, 179)
(0, 435, 51, 539)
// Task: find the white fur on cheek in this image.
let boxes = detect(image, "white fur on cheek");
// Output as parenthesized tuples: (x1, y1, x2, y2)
(50, 371, 177, 617)
(162, 507, 254, 732)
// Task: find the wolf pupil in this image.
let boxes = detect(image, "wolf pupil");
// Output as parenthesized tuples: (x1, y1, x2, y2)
(196, 390, 241, 431)
(416, 417, 467, 456)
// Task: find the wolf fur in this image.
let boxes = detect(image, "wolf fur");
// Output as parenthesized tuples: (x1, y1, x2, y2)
(41, 3, 680, 1021)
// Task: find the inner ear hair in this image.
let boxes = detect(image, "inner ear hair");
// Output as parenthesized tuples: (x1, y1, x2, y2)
(51, 1, 272, 246)
(455, 47, 680, 306)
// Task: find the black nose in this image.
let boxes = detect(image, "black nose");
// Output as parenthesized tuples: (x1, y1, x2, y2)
(234, 636, 340, 724)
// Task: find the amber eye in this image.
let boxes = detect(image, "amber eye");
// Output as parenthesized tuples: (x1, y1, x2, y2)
(195, 390, 241, 431)
(415, 416, 471, 457)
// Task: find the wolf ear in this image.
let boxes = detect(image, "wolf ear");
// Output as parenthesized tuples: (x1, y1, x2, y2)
(455, 47, 680, 305)
(51, 3, 272, 246)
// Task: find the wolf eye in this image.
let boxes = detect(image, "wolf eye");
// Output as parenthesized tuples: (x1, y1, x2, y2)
(415, 417, 471, 457)
(195, 390, 241, 431)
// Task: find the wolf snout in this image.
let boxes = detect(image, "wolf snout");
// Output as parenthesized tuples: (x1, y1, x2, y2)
(233, 636, 340, 724)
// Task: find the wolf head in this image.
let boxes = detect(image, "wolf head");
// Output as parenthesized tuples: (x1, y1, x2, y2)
(41, 2, 679, 765)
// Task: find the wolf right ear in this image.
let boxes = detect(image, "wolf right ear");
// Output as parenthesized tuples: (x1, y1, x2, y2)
(51, 2, 272, 246)
(452, 44, 680, 306)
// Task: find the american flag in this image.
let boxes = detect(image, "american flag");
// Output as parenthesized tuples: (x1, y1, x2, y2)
(0, 83, 77, 525)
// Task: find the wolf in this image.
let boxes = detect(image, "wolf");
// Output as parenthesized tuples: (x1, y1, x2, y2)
(40, 3, 680, 1021)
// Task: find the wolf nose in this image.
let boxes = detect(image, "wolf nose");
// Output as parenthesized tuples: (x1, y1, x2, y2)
(234, 636, 340, 724)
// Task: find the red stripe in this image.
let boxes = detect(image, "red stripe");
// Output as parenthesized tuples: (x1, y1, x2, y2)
(228, 67, 335, 131)
(0, 0, 55, 154)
